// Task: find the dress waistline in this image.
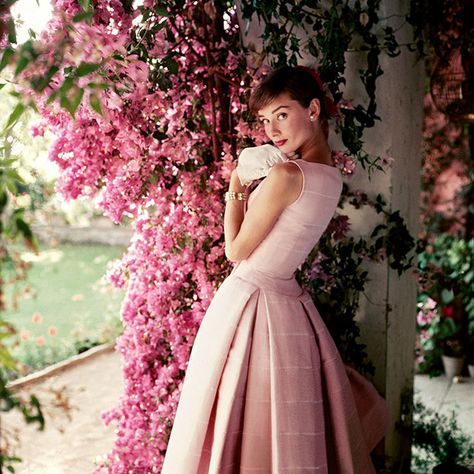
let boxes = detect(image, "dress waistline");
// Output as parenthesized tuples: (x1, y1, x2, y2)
(230, 260, 304, 297)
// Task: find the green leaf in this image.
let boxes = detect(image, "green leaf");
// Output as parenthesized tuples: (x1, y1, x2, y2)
(7, 17, 17, 45)
(14, 54, 29, 76)
(0, 158, 17, 167)
(59, 79, 84, 117)
(0, 47, 15, 73)
(88, 82, 110, 90)
(0, 346, 18, 371)
(16, 217, 33, 240)
(73, 10, 95, 22)
(59, 76, 74, 94)
(30, 65, 59, 92)
(6, 179, 17, 193)
(69, 88, 84, 116)
(165, 58, 179, 74)
(441, 288, 454, 304)
(0, 190, 7, 212)
(4, 103, 25, 130)
(46, 90, 58, 105)
(6, 168, 24, 184)
(464, 270, 474, 284)
(60, 95, 72, 114)
(79, 0, 93, 10)
(155, 6, 170, 16)
(89, 93, 102, 115)
(76, 62, 101, 77)
(29, 98, 39, 113)
(0, 83, 6, 90)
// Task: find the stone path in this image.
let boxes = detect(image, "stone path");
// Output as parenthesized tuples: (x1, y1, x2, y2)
(413, 372, 474, 439)
(3, 348, 123, 474)
(3, 349, 473, 473)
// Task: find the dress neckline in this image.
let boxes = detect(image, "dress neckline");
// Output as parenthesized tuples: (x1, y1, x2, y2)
(293, 158, 338, 170)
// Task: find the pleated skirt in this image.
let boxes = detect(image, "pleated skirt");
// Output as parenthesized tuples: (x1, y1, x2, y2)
(161, 261, 390, 473)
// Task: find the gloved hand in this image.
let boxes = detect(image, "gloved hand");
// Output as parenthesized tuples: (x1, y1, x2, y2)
(236, 144, 298, 187)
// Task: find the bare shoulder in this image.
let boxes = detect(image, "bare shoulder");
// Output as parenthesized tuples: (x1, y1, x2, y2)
(268, 160, 302, 181)
(264, 161, 303, 205)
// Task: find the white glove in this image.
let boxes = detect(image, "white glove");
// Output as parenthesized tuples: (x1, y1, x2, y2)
(236, 144, 298, 187)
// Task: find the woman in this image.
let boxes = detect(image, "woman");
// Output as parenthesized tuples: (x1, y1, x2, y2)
(161, 66, 390, 473)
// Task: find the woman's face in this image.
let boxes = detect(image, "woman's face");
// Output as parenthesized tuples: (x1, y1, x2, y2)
(256, 92, 317, 155)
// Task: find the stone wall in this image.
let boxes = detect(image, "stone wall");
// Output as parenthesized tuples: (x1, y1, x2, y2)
(31, 216, 133, 247)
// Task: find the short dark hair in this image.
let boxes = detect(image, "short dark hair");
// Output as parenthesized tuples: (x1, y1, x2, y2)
(249, 66, 334, 120)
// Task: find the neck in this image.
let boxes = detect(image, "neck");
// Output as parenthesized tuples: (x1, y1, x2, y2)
(298, 128, 332, 164)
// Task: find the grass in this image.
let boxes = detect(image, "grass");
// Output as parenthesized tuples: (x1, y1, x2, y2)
(3, 242, 127, 376)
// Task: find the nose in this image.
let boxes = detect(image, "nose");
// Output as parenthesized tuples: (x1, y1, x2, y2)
(269, 120, 280, 137)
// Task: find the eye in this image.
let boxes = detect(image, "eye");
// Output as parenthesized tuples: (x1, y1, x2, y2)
(277, 112, 287, 121)
(258, 118, 269, 125)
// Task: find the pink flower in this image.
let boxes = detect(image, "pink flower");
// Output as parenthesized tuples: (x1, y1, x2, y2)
(48, 326, 58, 337)
(332, 150, 356, 176)
(380, 155, 394, 166)
(20, 329, 31, 341)
(326, 214, 350, 240)
(32, 312, 43, 324)
(337, 98, 355, 111)
(35, 336, 45, 347)
(31, 125, 45, 137)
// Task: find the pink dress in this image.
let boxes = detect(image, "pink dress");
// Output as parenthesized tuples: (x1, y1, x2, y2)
(161, 158, 390, 473)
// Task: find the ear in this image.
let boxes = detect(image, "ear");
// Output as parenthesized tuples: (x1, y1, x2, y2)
(308, 98, 321, 120)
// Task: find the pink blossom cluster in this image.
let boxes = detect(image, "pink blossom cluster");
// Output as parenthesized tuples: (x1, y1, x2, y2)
(19, 1, 251, 471)
(331, 150, 356, 176)
(416, 296, 438, 327)
(0, 5, 11, 49)
(415, 297, 439, 369)
(326, 214, 350, 241)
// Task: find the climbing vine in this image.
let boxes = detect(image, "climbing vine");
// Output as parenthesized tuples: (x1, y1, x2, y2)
(241, 0, 418, 377)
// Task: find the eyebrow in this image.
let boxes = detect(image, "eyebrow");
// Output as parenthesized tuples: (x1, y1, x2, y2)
(257, 105, 290, 118)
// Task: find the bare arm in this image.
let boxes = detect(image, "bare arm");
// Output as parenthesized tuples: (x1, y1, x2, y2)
(224, 161, 302, 262)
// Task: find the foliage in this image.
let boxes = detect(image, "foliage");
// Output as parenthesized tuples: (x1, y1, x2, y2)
(416, 234, 474, 370)
(397, 397, 474, 473)
(240, 0, 405, 176)
(0, 0, 420, 471)
(0, 75, 45, 474)
(415, 296, 452, 376)
(0, 368, 45, 473)
(7, 316, 122, 379)
(408, 0, 474, 380)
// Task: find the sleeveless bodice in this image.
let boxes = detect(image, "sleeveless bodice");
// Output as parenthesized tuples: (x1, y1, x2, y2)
(241, 159, 343, 279)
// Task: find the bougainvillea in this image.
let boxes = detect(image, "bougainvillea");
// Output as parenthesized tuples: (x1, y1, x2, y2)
(3, 1, 264, 470)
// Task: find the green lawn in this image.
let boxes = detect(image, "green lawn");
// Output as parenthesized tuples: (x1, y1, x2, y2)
(3, 243, 127, 374)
